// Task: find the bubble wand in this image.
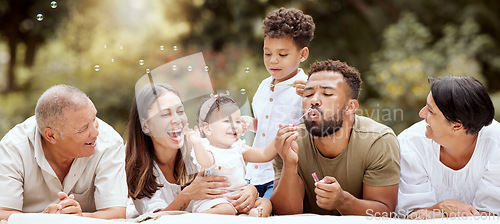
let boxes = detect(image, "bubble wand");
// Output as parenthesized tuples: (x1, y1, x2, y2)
(292, 108, 312, 126)
(269, 83, 294, 88)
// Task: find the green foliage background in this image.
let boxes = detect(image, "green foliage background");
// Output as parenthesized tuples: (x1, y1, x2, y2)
(1, 0, 500, 137)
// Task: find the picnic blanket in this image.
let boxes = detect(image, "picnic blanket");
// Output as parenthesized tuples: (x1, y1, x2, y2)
(6, 211, 500, 224)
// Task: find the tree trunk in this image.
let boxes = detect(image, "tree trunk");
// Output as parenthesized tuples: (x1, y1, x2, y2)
(6, 32, 18, 92)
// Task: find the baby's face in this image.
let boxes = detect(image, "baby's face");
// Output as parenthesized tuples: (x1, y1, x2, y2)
(206, 104, 242, 149)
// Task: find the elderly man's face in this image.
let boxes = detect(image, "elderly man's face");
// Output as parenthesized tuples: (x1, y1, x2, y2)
(302, 71, 350, 137)
(57, 99, 99, 158)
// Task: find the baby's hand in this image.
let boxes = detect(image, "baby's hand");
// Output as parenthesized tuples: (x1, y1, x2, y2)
(293, 80, 306, 97)
(186, 126, 202, 145)
(240, 116, 255, 133)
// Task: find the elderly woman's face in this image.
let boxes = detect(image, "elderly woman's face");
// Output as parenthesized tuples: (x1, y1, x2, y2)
(146, 91, 187, 150)
(419, 92, 454, 144)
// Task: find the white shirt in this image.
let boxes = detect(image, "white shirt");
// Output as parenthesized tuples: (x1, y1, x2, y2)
(246, 69, 308, 185)
(0, 116, 127, 212)
(397, 120, 500, 215)
(132, 162, 194, 214)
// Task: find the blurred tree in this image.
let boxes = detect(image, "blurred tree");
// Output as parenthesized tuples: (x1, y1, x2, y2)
(366, 12, 493, 133)
(0, 0, 68, 92)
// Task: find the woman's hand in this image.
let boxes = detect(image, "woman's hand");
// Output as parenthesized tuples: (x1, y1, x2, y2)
(408, 209, 444, 220)
(227, 184, 259, 213)
(437, 199, 480, 217)
(181, 169, 230, 200)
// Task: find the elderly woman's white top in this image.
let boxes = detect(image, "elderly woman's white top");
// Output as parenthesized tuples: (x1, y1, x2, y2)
(397, 120, 500, 215)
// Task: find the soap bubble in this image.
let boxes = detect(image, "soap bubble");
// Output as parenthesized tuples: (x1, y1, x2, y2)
(240, 89, 246, 95)
(36, 14, 43, 21)
(245, 67, 250, 73)
(139, 60, 144, 66)
(94, 65, 100, 71)
(204, 66, 209, 72)
(187, 66, 192, 72)
(172, 65, 177, 71)
(50, 1, 57, 9)
(173, 46, 178, 51)
(160, 45, 164, 51)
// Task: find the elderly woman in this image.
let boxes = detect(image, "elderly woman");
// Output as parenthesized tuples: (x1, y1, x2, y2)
(397, 76, 500, 219)
(126, 83, 258, 215)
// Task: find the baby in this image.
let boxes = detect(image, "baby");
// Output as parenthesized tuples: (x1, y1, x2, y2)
(187, 93, 276, 217)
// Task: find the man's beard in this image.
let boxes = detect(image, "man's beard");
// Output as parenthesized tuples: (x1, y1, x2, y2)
(304, 105, 346, 137)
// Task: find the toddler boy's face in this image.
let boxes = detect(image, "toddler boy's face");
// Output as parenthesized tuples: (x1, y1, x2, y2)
(263, 37, 305, 83)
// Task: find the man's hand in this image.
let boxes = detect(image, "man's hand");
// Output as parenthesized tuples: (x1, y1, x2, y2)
(314, 176, 346, 210)
(274, 124, 299, 166)
(293, 80, 306, 97)
(43, 192, 82, 216)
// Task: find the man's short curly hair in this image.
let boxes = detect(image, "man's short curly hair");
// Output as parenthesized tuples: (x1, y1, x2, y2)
(263, 7, 315, 48)
(308, 60, 362, 100)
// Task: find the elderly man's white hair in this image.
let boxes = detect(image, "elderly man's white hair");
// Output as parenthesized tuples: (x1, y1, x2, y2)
(35, 85, 91, 135)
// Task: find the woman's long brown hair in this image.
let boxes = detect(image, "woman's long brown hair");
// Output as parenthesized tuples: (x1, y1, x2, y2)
(125, 83, 196, 199)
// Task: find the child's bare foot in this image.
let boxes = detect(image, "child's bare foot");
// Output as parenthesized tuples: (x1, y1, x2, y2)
(248, 206, 263, 217)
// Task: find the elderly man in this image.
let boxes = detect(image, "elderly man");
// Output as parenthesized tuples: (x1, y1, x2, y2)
(271, 60, 400, 216)
(0, 85, 127, 220)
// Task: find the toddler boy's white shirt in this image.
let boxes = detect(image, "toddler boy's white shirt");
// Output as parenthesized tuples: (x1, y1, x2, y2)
(245, 68, 308, 185)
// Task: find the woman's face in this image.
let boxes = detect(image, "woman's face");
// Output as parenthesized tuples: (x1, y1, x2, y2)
(418, 92, 454, 145)
(145, 91, 188, 150)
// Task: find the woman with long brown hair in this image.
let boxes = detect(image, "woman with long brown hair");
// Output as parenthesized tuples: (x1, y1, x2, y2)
(126, 83, 258, 214)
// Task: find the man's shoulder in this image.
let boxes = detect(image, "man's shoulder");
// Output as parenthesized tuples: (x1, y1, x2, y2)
(1, 116, 37, 147)
(353, 115, 395, 137)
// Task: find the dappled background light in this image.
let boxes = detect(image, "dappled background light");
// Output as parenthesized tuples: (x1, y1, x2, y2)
(1, 0, 500, 137)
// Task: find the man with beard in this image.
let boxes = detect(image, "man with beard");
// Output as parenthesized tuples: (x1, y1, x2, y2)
(270, 60, 400, 216)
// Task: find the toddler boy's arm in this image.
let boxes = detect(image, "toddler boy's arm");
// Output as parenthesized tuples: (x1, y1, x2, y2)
(293, 80, 306, 97)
